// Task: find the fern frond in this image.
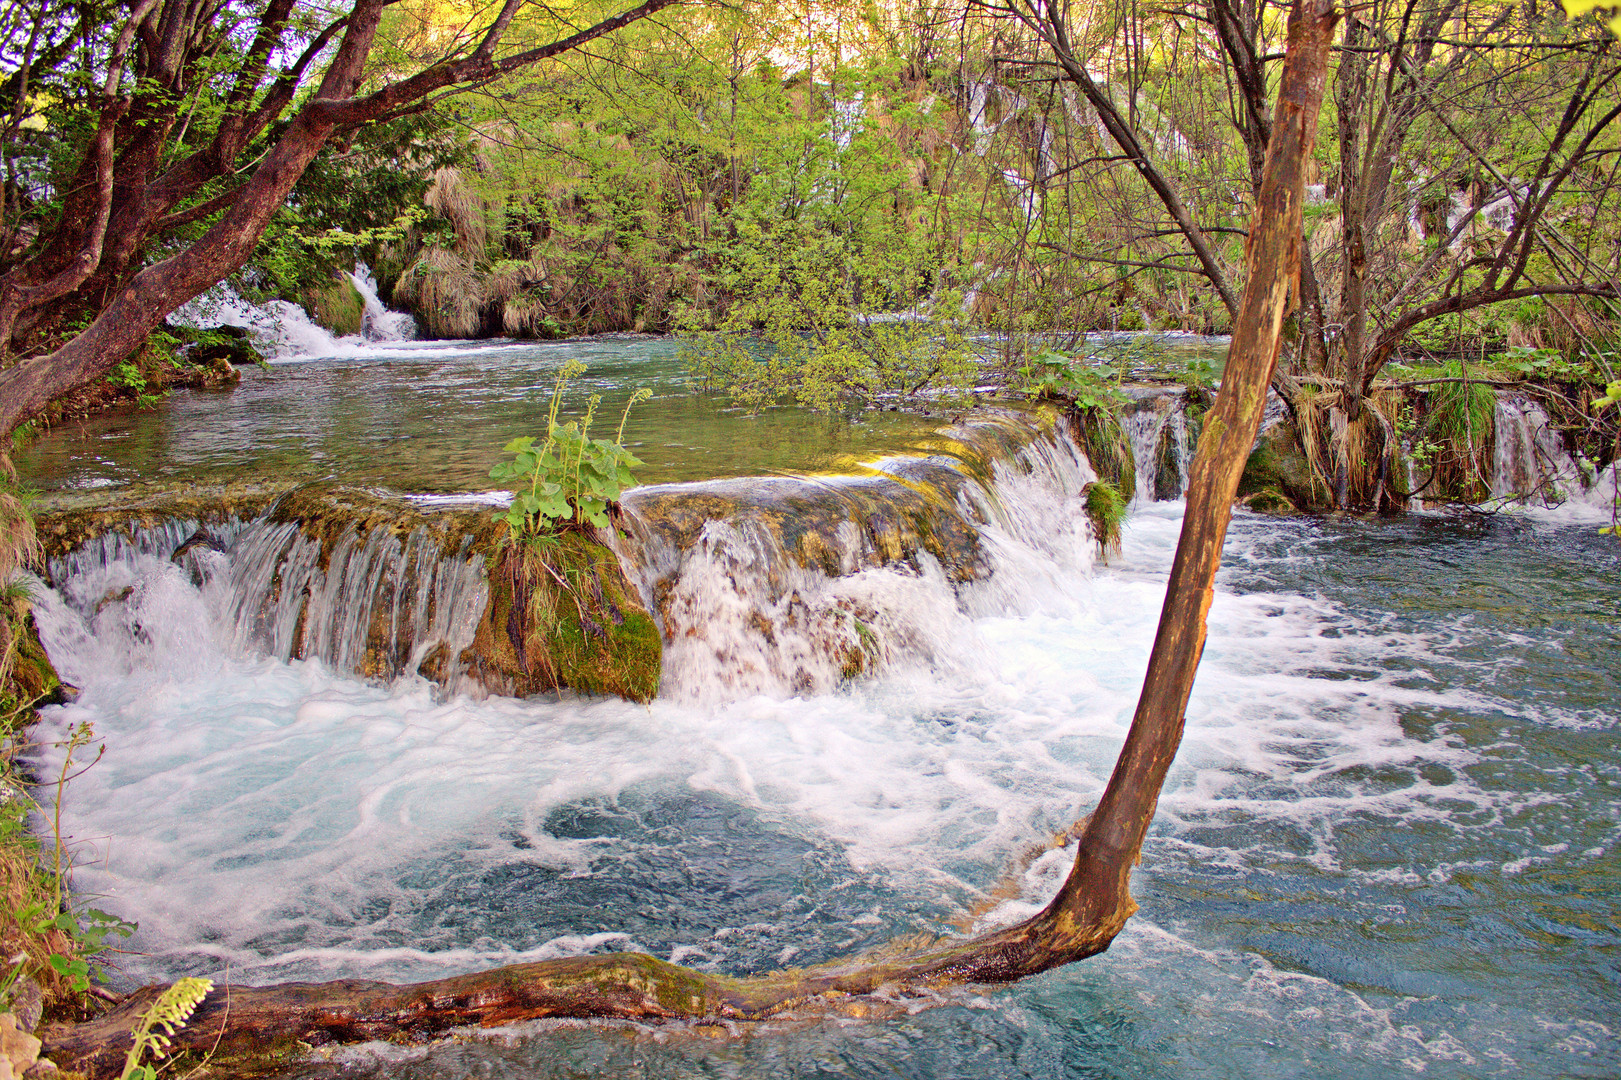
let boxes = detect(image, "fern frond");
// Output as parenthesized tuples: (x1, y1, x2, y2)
(119, 977, 214, 1080)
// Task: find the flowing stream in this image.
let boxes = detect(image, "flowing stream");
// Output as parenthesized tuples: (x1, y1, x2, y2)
(13, 332, 1620, 1078)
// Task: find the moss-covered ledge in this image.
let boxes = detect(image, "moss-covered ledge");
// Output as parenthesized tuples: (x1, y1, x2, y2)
(32, 482, 661, 703)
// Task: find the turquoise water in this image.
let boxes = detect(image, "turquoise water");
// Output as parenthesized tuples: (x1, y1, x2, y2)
(14, 337, 946, 492)
(21, 339, 1618, 1078)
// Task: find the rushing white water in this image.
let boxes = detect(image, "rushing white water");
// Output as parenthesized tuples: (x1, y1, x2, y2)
(1122, 393, 1188, 503)
(172, 264, 416, 360)
(19, 368, 1620, 1080)
(42, 513, 487, 690)
(1484, 393, 1621, 527)
(30, 504, 1353, 975)
(353, 266, 418, 342)
(622, 427, 1099, 704)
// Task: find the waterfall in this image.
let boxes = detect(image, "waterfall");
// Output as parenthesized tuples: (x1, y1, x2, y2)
(39, 505, 488, 693)
(37, 413, 1107, 705)
(351, 265, 417, 342)
(615, 416, 1098, 704)
(172, 264, 416, 359)
(1122, 392, 1188, 504)
(1490, 394, 1584, 505)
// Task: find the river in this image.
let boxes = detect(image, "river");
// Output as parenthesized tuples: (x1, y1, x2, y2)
(13, 328, 1619, 1078)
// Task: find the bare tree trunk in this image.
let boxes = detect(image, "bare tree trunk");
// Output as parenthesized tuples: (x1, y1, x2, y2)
(41, 3, 1338, 1074)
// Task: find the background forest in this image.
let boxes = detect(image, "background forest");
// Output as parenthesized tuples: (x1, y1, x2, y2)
(0, 0, 1618, 507)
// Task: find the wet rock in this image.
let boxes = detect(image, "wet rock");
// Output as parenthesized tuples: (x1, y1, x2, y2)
(1242, 487, 1298, 514)
(170, 528, 226, 562)
(1239, 422, 1321, 509)
(465, 532, 661, 703)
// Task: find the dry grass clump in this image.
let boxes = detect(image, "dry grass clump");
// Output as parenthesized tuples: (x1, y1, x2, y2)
(423, 166, 488, 255)
(393, 247, 487, 338)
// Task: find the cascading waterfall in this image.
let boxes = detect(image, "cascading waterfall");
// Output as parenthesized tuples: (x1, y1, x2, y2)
(172, 263, 415, 359)
(39, 509, 488, 692)
(36, 414, 1101, 705)
(1490, 393, 1584, 503)
(1121, 392, 1189, 503)
(352, 265, 418, 342)
(617, 418, 1099, 704)
(14, 333, 1618, 1080)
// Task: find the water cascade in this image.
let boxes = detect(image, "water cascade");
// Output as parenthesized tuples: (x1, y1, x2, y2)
(38, 489, 493, 694)
(352, 266, 418, 342)
(16, 343, 1619, 1079)
(1121, 391, 1190, 503)
(1490, 393, 1584, 503)
(619, 413, 1097, 703)
(172, 264, 416, 359)
(35, 412, 1098, 704)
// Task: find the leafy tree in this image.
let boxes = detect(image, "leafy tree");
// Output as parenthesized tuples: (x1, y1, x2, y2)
(0, 0, 684, 439)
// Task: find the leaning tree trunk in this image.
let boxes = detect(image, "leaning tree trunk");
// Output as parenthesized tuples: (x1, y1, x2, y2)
(41, 3, 1339, 1074)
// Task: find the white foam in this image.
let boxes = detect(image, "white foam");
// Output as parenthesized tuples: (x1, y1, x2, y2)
(172, 265, 418, 361)
(26, 492, 1535, 993)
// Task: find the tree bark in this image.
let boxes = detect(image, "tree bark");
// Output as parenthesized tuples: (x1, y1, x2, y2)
(41, 2, 1338, 1074)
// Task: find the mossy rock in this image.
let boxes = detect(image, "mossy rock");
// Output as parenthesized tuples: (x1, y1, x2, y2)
(465, 532, 661, 703)
(301, 276, 364, 337)
(1238, 422, 1323, 510)
(625, 466, 991, 590)
(1073, 407, 1136, 503)
(33, 480, 294, 561)
(1241, 487, 1298, 515)
(2, 611, 64, 728)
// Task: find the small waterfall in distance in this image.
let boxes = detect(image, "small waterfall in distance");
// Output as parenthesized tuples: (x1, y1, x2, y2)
(1490, 394, 1583, 504)
(1121, 393, 1189, 503)
(171, 263, 416, 359)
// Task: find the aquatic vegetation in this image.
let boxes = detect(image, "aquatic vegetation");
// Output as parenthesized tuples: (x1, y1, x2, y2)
(1084, 480, 1126, 560)
(490, 361, 651, 538)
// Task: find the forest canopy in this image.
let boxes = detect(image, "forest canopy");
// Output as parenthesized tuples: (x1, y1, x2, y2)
(0, 0, 1616, 502)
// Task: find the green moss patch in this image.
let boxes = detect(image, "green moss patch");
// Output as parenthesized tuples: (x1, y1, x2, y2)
(467, 531, 661, 703)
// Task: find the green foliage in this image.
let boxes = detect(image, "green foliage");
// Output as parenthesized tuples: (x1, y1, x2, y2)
(1396, 402, 1440, 472)
(684, 316, 977, 413)
(105, 361, 146, 393)
(1417, 364, 1498, 500)
(8, 901, 137, 995)
(1492, 346, 1605, 386)
(1179, 357, 1217, 392)
(119, 976, 214, 1080)
(1016, 350, 1129, 412)
(1075, 407, 1137, 504)
(236, 110, 465, 301)
(1428, 366, 1497, 454)
(1084, 481, 1128, 562)
(490, 361, 649, 538)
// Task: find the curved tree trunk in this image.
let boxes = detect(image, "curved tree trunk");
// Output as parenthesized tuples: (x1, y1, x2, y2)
(41, 3, 1338, 1074)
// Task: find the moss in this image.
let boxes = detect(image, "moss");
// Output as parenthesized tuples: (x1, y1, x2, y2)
(1084, 481, 1126, 562)
(1242, 487, 1298, 514)
(1074, 407, 1136, 504)
(1238, 424, 1322, 510)
(6, 614, 61, 711)
(301, 276, 365, 337)
(466, 531, 662, 703)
